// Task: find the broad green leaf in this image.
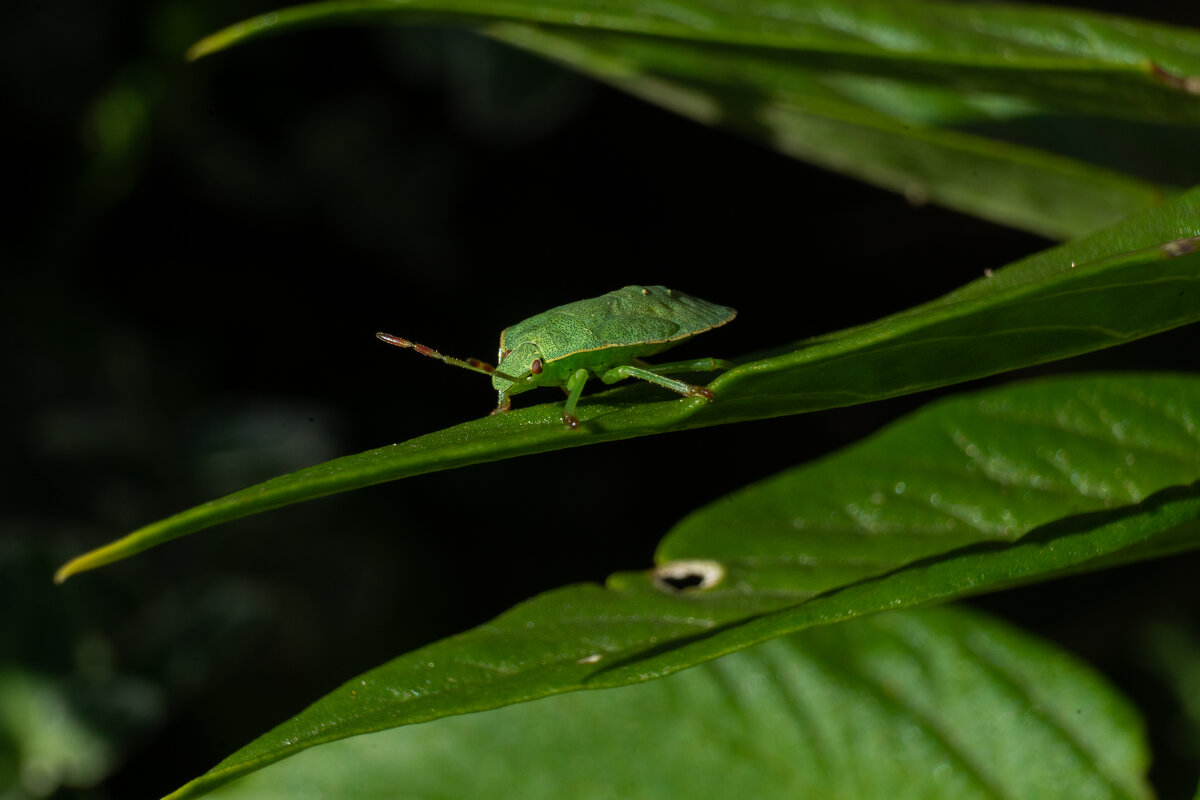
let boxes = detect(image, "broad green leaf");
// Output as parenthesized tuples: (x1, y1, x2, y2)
(204, 606, 1150, 800)
(54, 188, 1200, 581)
(186, 0, 1200, 236)
(164, 373, 1200, 799)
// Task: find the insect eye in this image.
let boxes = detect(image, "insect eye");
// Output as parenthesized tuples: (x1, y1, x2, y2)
(530, 358, 543, 375)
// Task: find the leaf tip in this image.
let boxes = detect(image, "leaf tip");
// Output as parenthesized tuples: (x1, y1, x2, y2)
(54, 557, 89, 585)
(186, 10, 288, 62)
(54, 537, 136, 584)
(185, 33, 225, 62)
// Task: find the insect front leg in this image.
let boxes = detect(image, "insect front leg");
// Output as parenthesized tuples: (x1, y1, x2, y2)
(560, 368, 590, 429)
(600, 364, 715, 402)
(490, 391, 512, 416)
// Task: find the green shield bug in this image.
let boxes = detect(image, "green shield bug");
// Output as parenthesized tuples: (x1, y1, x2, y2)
(377, 285, 736, 429)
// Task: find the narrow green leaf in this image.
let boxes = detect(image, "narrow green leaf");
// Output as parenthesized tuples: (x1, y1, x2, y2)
(203, 606, 1150, 800)
(186, 0, 1200, 235)
(486, 24, 1169, 239)
(189, 0, 1200, 115)
(165, 373, 1200, 799)
(54, 189, 1200, 581)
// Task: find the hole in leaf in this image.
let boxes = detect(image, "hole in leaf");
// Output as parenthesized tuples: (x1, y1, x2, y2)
(653, 559, 725, 592)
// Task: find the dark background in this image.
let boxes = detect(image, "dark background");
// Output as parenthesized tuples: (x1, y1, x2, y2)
(5, 1, 1200, 797)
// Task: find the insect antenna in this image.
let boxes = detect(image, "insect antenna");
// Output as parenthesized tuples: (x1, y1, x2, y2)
(376, 332, 521, 381)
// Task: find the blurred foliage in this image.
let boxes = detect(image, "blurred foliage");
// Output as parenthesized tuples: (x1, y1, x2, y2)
(0, 669, 114, 798)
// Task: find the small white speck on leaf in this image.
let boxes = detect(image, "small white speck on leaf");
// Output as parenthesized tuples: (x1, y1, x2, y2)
(1163, 236, 1199, 257)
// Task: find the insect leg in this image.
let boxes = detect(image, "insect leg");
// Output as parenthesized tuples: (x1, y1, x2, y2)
(600, 364, 715, 402)
(631, 357, 736, 374)
(490, 392, 512, 416)
(560, 368, 590, 429)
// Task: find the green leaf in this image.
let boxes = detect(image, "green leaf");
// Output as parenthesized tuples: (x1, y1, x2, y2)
(185, 0, 1200, 236)
(54, 188, 1200, 582)
(188, 0, 1200, 112)
(486, 24, 1170, 239)
(164, 372, 1200, 799)
(202, 606, 1150, 800)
